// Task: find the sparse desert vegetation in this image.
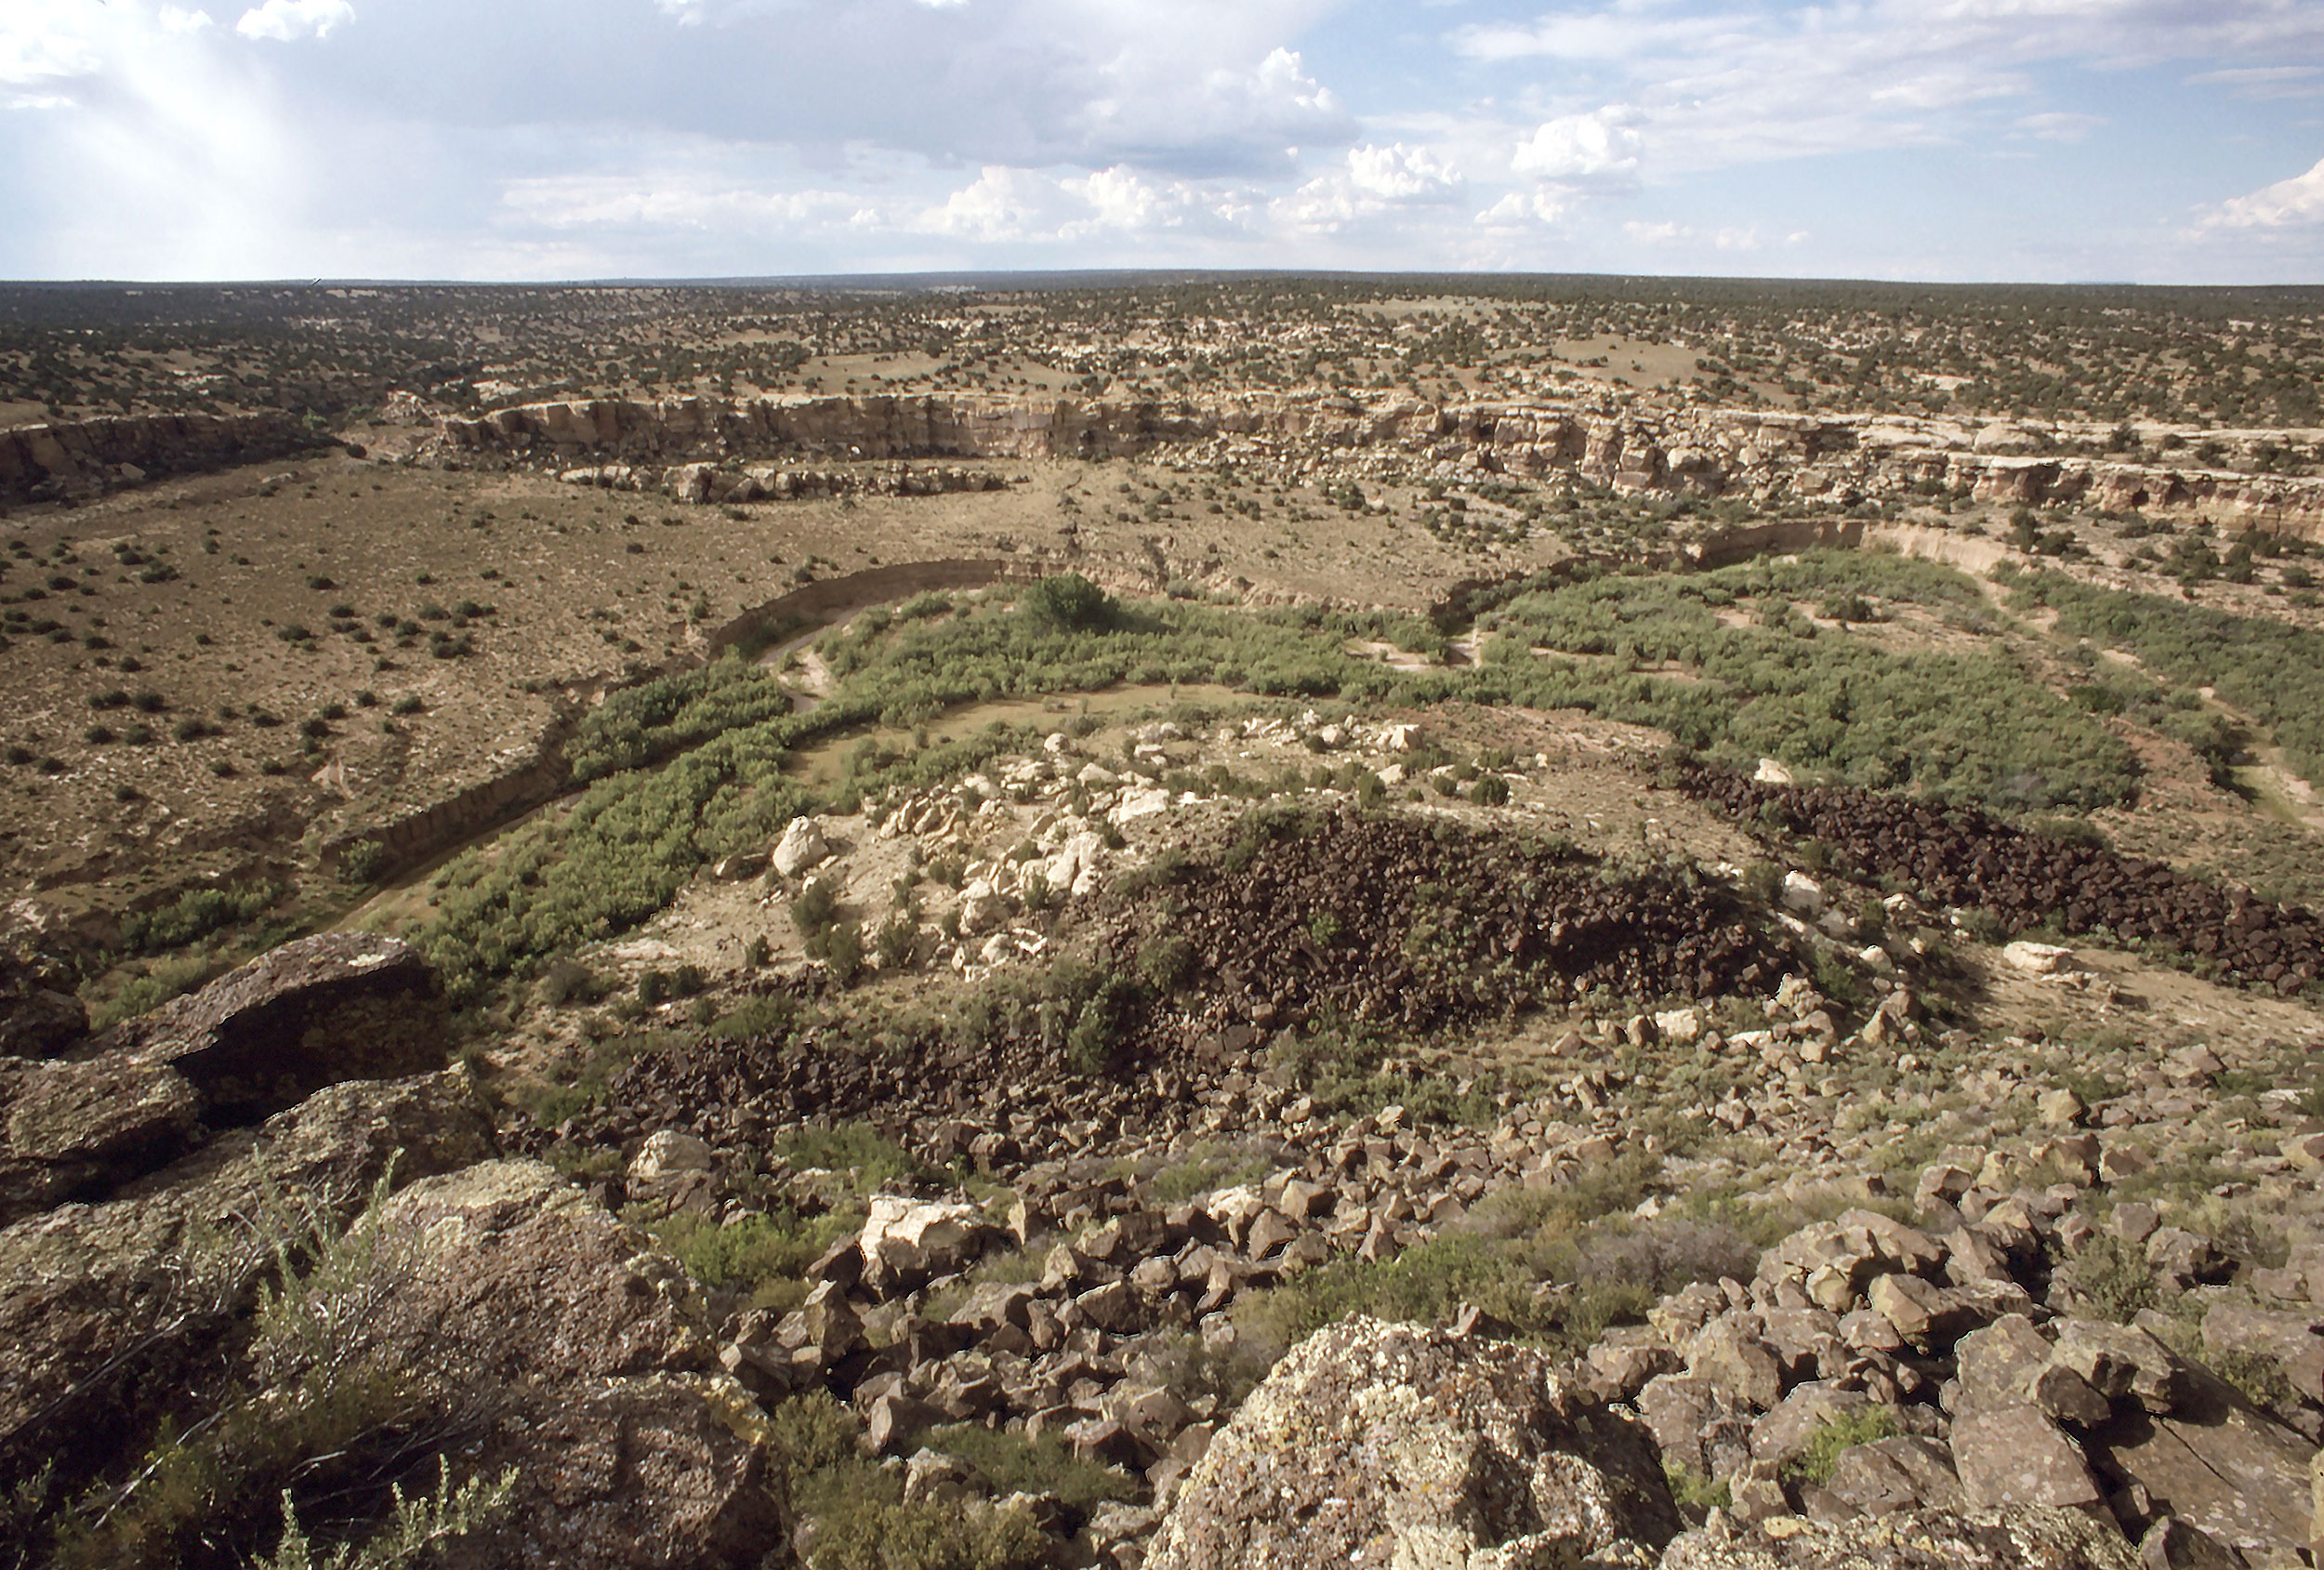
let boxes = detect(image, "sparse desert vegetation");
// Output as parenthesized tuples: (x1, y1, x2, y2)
(4, 278, 2323, 1570)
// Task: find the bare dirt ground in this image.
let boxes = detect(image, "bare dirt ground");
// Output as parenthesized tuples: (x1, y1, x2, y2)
(0, 441, 1569, 928)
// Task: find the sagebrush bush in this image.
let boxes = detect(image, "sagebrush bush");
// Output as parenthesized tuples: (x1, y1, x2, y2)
(2062, 1233, 2160, 1321)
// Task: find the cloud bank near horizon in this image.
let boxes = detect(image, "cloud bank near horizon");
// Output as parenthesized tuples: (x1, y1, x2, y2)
(3, 0, 2322, 283)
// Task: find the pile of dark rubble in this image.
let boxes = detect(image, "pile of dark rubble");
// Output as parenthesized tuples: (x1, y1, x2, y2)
(565, 809, 1790, 1161)
(634, 1097, 1638, 1488)
(1089, 807, 1781, 1040)
(1680, 763, 2324, 996)
(1599, 1203, 2319, 1558)
(6, 932, 2324, 1568)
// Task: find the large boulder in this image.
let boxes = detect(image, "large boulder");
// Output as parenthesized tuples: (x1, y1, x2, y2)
(0, 1049, 202, 1226)
(772, 816, 832, 877)
(2080, 1350, 2317, 1561)
(1659, 1505, 2137, 1569)
(0, 933, 450, 1227)
(101, 931, 447, 1122)
(363, 1161, 787, 1569)
(1145, 1316, 1681, 1570)
(1950, 1403, 2105, 1513)
(0, 1067, 495, 1488)
(859, 1194, 999, 1295)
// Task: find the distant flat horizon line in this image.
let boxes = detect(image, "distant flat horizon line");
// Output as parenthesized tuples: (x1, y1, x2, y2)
(0, 269, 2317, 297)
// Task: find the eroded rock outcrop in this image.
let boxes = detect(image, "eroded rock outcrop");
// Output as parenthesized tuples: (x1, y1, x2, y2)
(0, 1066, 496, 1486)
(0, 410, 316, 502)
(0, 932, 450, 1227)
(364, 1160, 787, 1570)
(99, 930, 449, 1120)
(1145, 1315, 1681, 1570)
(430, 391, 2324, 537)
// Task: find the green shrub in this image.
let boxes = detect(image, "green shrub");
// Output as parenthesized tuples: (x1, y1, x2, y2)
(2062, 1234, 2159, 1321)
(874, 914, 918, 970)
(703, 995, 794, 1042)
(793, 880, 838, 938)
(922, 1425, 1135, 1514)
(775, 1123, 932, 1190)
(339, 839, 389, 885)
(1019, 574, 1113, 632)
(1785, 1405, 1902, 1487)
(1662, 1459, 1731, 1520)
(642, 1209, 849, 1310)
(822, 920, 865, 984)
(258, 1457, 514, 1570)
(119, 881, 282, 955)
(88, 953, 231, 1030)
(1063, 970, 1142, 1077)
(1135, 934, 1199, 994)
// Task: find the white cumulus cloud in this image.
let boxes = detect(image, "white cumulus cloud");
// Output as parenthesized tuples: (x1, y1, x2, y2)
(2012, 111, 2103, 141)
(1474, 188, 1567, 228)
(1511, 109, 1641, 184)
(1276, 143, 1460, 230)
(235, 0, 353, 43)
(1346, 142, 1459, 200)
(2199, 155, 2324, 231)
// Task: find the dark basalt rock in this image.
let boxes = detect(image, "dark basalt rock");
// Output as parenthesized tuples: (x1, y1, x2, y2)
(0, 949, 87, 1058)
(1677, 763, 2324, 995)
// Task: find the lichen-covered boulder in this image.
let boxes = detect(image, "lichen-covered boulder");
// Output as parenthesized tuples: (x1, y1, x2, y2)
(1658, 1506, 2137, 1570)
(1145, 1316, 1681, 1570)
(366, 1160, 787, 1570)
(102, 931, 446, 1121)
(0, 1067, 496, 1486)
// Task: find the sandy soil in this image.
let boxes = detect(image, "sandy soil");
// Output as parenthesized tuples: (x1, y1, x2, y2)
(0, 440, 1570, 923)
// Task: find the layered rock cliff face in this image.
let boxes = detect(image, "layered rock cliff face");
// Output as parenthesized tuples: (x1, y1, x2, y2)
(432, 391, 2324, 537)
(0, 411, 317, 502)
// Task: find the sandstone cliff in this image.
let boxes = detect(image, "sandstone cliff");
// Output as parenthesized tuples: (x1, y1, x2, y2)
(431, 391, 2324, 538)
(0, 411, 319, 502)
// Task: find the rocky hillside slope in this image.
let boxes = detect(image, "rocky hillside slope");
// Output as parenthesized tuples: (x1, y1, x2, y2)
(6, 770, 2322, 1569)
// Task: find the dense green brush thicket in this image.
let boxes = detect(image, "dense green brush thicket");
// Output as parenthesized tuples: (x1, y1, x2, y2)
(1467, 553, 2138, 808)
(2008, 569, 2324, 789)
(415, 558, 2164, 999)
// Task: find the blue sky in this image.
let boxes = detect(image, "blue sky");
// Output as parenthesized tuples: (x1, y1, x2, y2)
(4, 0, 2324, 283)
